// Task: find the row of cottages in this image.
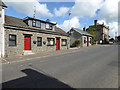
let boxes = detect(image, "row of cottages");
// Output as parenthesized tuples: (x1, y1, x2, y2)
(0, 2, 70, 58)
(87, 20, 109, 44)
(68, 28, 93, 47)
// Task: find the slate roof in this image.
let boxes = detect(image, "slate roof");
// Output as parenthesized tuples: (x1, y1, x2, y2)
(5, 15, 69, 36)
(55, 27, 68, 35)
(0, 1, 7, 7)
(72, 28, 93, 37)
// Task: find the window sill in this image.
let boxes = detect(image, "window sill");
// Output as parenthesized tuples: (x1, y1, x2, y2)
(37, 45, 42, 47)
(61, 45, 67, 46)
(9, 45, 17, 47)
(47, 45, 55, 46)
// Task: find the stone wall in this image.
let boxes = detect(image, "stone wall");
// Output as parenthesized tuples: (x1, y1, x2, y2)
(5, 28, 70, 57)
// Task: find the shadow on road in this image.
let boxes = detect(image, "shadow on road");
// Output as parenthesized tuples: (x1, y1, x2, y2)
(2, 68, 75, 89)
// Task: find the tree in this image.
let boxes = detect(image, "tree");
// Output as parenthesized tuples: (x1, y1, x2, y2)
(86, 26, 96, 45)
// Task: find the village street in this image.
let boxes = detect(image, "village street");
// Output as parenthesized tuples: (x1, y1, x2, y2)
(2, 45, 119, 88)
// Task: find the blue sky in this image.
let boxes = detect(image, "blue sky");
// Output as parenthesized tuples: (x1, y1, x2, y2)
(3, 0, 119, 38)
(5, 2, 97, 28)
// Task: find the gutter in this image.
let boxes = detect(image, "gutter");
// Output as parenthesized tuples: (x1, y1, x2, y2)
(4, 25, 69, 37)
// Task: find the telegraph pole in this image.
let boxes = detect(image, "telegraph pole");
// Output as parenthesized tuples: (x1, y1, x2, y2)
(115, 32, 117, 43)
(33, 5, 36, 18)
(69, 11, 71, 30)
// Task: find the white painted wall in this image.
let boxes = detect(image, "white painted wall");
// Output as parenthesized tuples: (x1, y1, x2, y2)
(89, 37, 92, 46)
(82, 36, 92, 47)
(0, 6, 5, 58)
(82, 36, 87, 47)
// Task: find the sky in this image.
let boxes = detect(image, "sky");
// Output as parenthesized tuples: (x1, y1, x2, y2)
(3, 0, 119, 38)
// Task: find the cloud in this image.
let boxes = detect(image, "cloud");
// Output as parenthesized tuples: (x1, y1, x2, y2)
(54, 7, 69, 17)
(97, 20, 107, 25)
(59, 16, 81, 32)
(108, 22, 118, 38)
(98, 0, 118, 22)
(3, 0, 53, 18)
(71, 0, 103, 18)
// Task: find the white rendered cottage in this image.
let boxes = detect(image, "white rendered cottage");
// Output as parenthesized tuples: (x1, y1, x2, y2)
(0, 0, 7, 58)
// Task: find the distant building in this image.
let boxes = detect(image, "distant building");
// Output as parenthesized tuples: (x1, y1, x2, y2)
(68, 28, 93, 47)
(87, 20, 109, 44)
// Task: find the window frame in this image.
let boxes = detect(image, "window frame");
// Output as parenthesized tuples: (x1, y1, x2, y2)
(90, 38, 92, 44)
(37, 37, 42, 46)
(28, 20, 33, 26)
(49, 24, 53, 30)
(45, 23, 50, 29)
(61, 39, 67, 46)
(36, 21, 41, 28)
(9, 34, 17, 46)
(32, 20, 36, 27)
(84, 37, 86, 44)
(47, 38, 55, 46)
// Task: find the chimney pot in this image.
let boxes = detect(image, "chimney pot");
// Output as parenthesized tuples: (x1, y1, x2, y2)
(94, 20, 97, 26)
(83, 27, 86, 31)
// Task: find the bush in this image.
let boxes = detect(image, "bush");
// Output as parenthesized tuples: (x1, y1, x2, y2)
(92, 39, 96, 45)
(72, 39, 80, 47)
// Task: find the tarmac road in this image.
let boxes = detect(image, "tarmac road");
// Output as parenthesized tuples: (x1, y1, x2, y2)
(2, 45, 119, 88)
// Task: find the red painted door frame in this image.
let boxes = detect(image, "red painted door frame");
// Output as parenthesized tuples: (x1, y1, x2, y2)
(56, 39, 60, 50)
(87, 36, 89, 47)
(24, 36, 31, 50)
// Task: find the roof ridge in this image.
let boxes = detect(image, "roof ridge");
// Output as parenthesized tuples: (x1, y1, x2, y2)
(72, 28, 93, 36)
(5, 15, 23, 20)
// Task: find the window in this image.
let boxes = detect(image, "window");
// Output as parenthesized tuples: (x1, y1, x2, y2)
(47, 38, 55, 46)
(84, 37, 86, 43)
(61, 39, 67, 46)
(32, 20, 36, 27)
(36, 21, 41, 27)
(46, 23, 49, 29)
(9, 34, 16, 46)
(49, 24, 53, 30)
(37, 37, 42, 46)
(28, 20, 32, 26)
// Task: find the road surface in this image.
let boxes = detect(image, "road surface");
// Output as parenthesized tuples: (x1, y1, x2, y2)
(2, 45, 119, 88)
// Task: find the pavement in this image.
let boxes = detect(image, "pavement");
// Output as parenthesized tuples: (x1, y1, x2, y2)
(2, 46, 95, 64)
(1, 45, 119, 88)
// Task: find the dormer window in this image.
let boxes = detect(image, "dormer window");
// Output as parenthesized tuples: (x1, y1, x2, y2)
(28, 20, 32, 26)
(46, 23, 49, 29)
(32, 20, 36, 27)
(24, 17, 56, 30)
(46, 23, 53, 30)
(36, 21, 41, 28)
(49, 24, 53, 30)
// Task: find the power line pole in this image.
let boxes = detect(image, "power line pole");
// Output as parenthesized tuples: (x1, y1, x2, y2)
(33, 5, 36, 18)
(69, 11, 71, 30)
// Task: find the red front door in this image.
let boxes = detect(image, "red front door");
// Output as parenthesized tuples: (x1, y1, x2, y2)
(56, 40, 60, 50)
(24, 37, 31, 50)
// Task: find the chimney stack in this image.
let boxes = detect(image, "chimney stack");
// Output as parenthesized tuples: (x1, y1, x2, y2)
(94, 20, 97, 26)
(83, 27, 86, 31)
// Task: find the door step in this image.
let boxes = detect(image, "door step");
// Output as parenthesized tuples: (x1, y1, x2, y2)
(23, 50, 35, 55)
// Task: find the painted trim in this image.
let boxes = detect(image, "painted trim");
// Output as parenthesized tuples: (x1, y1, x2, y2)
(0, 7, 5, 57)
